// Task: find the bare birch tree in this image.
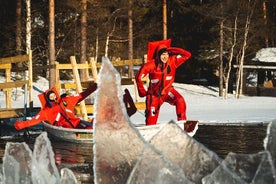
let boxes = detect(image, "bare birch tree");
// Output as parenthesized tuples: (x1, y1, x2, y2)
(128, 0, 134, 78)
(224, 16, 237, 99)
(235, 0, 257, 98)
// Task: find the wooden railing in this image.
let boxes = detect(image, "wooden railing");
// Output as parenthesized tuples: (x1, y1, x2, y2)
(0, 55, 146, 119)
(0, 53, 33, 110)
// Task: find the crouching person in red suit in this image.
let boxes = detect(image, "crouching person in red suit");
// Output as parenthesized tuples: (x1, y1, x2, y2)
(135, 39, 191, 126)
(14, 83, 98, 130)
(14, 82, 137, 130)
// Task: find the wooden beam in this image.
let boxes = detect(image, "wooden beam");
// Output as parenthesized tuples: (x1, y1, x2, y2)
(0, 55, 29, 64)
(0, 64, 11, 69)
(111, 59, 143, 66)
(0, 107, 41, 119)
(233, 65, 276, 70)
(0, 80, 28, 89)
(56, 63, 90, 70)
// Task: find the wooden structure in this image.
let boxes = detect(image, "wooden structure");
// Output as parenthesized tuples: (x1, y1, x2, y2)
(0, 56, 146, 119)
(235, 48, 276, 96)
(0, 53, 33, 110)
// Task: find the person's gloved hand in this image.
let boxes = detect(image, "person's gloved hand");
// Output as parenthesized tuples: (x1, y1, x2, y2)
(166, 47, 181, 55)
(14, 120, 27, 130)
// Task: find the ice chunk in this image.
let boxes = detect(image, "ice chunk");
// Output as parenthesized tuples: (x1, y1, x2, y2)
(93, 57, 145, 184)
(127, 145, 192, 184)
(3, 142, 33, 184)
(60, 168, 77, 184)
(264, 119, 276, 169)
(251, 152, 276, 184)
(31, 132, 61, 184)
(149, 121, 222, 183)
(2, 132, 77, 183)
(202, 151, 276, 184)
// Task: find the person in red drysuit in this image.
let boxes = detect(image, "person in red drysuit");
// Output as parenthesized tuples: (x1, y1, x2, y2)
(135, 39, 191, 126)
(14, 83, 137, 130)
(14, 83, 98, 130)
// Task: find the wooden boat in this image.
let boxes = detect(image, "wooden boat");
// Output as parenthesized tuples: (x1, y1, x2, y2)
(42, 121, 93, 143)
(42, 120, 198, 143)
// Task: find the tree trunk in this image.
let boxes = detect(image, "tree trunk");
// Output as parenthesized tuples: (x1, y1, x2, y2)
(105, 33, 110, 58)
(163, 0, 167, 40)
(262, 1, 269, 48)
(95, 28, 99, 62)
(219, 20, 224, 97)
(128, 0, 134, 78)
(16, 0, 22, 56)
(224, 16, 237, 99)
(80, 0, 88, 81)
(49, 0, 56, 88)
(236, 0, 256, 98)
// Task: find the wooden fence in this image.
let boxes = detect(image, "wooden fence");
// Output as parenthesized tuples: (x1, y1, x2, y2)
(0, 55, 146, 119)
(0, 53, 33, 110)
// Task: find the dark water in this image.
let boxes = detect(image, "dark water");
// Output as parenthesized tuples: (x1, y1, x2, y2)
(194, 123, 268, 158)
(0, 122, 268, 183)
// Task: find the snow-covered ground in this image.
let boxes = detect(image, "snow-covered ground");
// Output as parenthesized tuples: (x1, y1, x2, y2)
(1, 75, 276, 124)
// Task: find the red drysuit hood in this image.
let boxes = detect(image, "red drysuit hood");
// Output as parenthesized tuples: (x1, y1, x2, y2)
(38, 87, 60, 109)
(147, 39, 171, 61)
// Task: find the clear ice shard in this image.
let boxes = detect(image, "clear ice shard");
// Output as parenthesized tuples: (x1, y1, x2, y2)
(60, 168, 78, 184)
(3, 142, 33, 184)
(202, 151, 276, 184)
(148, 121, 222, 183)
(2, 132, 68, 184)
(126, 145, 192, 184)
(31, 132, 61, 184)
(93, 57, 145, 184)
(264, 119, 276, 170)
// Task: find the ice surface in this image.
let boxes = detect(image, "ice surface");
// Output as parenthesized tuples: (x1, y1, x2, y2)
(60, 168, 78, 184)
(264, 119, 276, 170)
(202, 151, 276, 184)
(127, 145, 192, 184)
(31, 132, 61, 183)
(149, 121, 222, 183)
(3, 142, 33, 183)
(1, 132, 77, 184)
(93, 57, 146, 184)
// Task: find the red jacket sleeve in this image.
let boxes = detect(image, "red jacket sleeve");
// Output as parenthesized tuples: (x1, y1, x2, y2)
(14, 110, 46, 130)
(77, 83, 97, 103)
(135, 64, 148, 97)
(167, 47, 191, 67)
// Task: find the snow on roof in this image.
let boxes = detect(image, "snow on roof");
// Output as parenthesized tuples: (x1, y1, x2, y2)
(253, 47, 276, 63)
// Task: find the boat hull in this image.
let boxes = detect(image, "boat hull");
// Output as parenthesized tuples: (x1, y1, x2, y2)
(42, 120, 198, 143)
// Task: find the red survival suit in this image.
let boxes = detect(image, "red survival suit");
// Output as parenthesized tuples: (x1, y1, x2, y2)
(14, 83, 137, 130)
(14, 83, 98, 130)
(135, 40, 191, 125)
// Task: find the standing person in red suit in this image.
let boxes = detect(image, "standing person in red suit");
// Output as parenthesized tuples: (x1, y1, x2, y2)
(135, 39, 191, 126)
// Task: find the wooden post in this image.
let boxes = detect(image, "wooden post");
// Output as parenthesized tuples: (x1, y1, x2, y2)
(5, 67, 11, 108)
(28, 51, 33, 109)
(85, 61, 90, 81)
(70, 56, 88, 121)
(55, 61, 60, 92)
(89, 57, 98, 83)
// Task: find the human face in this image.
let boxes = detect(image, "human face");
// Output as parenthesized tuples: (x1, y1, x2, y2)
(160, 51, 169, 64)
(48, 92, 57, 102)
